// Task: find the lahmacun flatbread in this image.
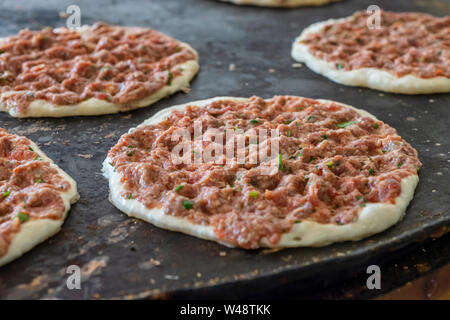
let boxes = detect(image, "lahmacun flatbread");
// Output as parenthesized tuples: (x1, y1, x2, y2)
(0, 129, 79, 267)
(218, 0, 339, 8)
(103, 96, 421, 249)
(0, 22, 199, 118)
(292, 11, 450, 94)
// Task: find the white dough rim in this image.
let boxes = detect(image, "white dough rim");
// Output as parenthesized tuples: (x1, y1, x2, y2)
(0, 26, 199, 118)
(0, 139, 79, 267)
(103, 96, 419, 248)
(291, 17, 450, 94)
(219, 0, 339, 8)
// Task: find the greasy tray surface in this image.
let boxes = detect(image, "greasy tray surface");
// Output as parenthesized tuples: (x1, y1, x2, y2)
(0, 0, 449, 299)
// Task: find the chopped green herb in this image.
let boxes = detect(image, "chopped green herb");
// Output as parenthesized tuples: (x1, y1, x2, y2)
(336, 63, 344, 70)
(368, 168, 375, 176)
(337, 121, 357, 128)
(307, 116, 315, 122)
(356, 195, 362, 201)
(278, 154, 284, 171)
(34, 178, 44, 183)
(249, 191, 259, 198)
(17, 212, 29, 223)
(326, 161, 334, 169)
(295, 220, 301, 224)
(249, 119, 259, 124)
(182, 200, 194, 210)
(2, 190, 10, 198)
(127, 194, 134, 199)
(373, 123, 379, 129)
(302, 176, 309, 182)
(309, 156, 316, 163)
(34, 155, 41, 160)
(127, 145, 133, 148)
(167, 70, 173, 86)
(28, 146, 34, 151)
(284, 120, 293, 125)
(0, 49, 3, 54)
(175, 184, 184, 192)
(127, 151, 134, 157)
(109, 162, 113, 166)
(287, 130, 292, 137)
(322, 135, 328, 140)
(397, 162, 403, 168)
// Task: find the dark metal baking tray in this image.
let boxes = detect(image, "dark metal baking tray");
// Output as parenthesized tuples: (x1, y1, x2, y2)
(0, 0, 448, 299)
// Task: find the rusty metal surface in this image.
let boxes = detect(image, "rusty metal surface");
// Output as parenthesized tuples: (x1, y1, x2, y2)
(0, 0, 448, 299)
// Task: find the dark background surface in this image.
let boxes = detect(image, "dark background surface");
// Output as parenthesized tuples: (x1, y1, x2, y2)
(0, 0, 448, 299)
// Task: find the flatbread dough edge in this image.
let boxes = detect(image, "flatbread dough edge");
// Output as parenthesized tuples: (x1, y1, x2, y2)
(103, 96, 419, 248)
(291, 18, 450, 94)
(0, 28, 199, 118)
(0, 139, 79, 267)
(219, 0, 338, 8)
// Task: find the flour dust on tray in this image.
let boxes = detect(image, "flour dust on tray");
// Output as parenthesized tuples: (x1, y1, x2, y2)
(103, 96, 421, 249)
(292, 11, 450, 94)
(0, 23, 199, 117)
(0, 129, 79, 267)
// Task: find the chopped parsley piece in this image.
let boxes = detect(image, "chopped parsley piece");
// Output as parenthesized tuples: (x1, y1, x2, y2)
(175, 184, 184, 192)
(34, 155, 41, 160)
(337, 121, 357, 128)
(182, 200, 194, 210)
(309, 156, 316, 163)
(127, 194, 134, 199)
(368, 168, 375, 176)
(284, 120, 293, 125)
(0, 49, 3, 54)
(2, 190, 10, 198)
(287, 130, 292, 137)
(167, 70, 173, 86)
(295, 220, 301, 224)
(34, 178, 44, 183)
(326, 161, 334, 169)
(355, 195, 362, 201)
(278, 154, 284, 171)
(249, 191, 259, 198)
(17, 212, 29, 223)
(322, 135, 328, 140)
(373, 123, 379, 129)
(397, 162, 403, 168)
(307, 116, 315, 122)
(28, 146, 34, 151)
(249, 119, 259, 124)
(336, 63, 344, 70)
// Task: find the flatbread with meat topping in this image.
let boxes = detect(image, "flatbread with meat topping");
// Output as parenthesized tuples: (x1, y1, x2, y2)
(292, 11, 450, 94)
(0, 129, 79, 267)
(0, 23, 199, 118)
(103, 96, 421, 249)
(218, 0, 339, 7)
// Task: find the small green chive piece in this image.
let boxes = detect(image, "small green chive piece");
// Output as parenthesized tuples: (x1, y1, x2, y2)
(295, 220, 301, 224)
(250, 119, 259, 124)
(322, 135, 328, 140)
(249, 191, 259, 198)
(28, 146, 34, 151)
(373, 123, 379, 129)
(182, 200, 194, 210)
(284, 120, 293, 124)
(337, 121, 357, 128)
(17, 212, 29, 223)
(368, 168, 375, 176)
(326, 161, 334, 169)
(278, 154, 284, 171)
(2, 190, 10, 198)
(307, 116, 315, 122)
(336, 63, 344, 70)
(127, 194, 134, 199)
(167, 70, 173, 86)
(398, 162, 403, 168)
(175, 184, 184, 192)
(34, 178, 44, 183)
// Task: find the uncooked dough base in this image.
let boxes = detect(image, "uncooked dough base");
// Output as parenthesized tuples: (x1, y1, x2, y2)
(291, 18, 450, 94)
(103, 97, 419, 249)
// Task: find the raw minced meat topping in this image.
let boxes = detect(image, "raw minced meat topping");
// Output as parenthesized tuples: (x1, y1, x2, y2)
(108, 96, 421, 249)
(300, 11, 450, 79)
(0, 128, 73, 258)
(0, 22, 197, 113)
